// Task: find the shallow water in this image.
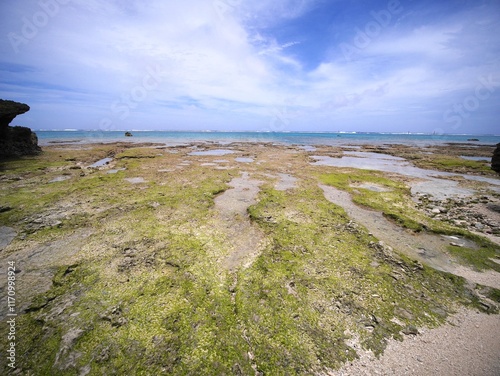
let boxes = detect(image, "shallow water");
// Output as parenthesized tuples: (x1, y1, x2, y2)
(319, 184, 500, 289)
(107, 168, 126, 174)
(49, 176, 71, 183)
(188, 149, 235, 156)
(311, 152, 500, 199)
(235, 157, 254, 163)
(124, 177, 146, 184)
(89, 157, 113, 168)
(460, 156, 490, 161)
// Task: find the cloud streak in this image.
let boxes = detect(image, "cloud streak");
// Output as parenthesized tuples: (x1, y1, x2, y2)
(0, 0, 499, 133)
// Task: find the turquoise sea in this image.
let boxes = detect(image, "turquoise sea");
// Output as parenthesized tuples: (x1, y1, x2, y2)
(36, 130, 500, 147)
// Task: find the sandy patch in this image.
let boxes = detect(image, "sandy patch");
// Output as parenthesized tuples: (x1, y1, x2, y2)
(330, 308, 500, 376)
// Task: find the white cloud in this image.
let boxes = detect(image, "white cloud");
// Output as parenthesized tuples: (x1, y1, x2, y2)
(0, 0, 499, 132)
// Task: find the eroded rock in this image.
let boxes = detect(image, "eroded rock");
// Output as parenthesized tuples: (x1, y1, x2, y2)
(492, 143, 500, 173)
(0, 99, 41, 158)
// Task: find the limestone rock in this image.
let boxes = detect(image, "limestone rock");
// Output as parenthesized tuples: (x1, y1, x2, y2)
(0, 99, 29, 128)
(0, 99, 41, 158)
(492, 143, 500, 173)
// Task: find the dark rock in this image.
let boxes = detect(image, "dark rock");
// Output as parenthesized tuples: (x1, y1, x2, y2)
(125, 131, 133, 137)
(0, 99, 41, 158)
(467, 138, 479, 141)
(492, 143, 500, 173)
(0, 99, 29, 128)
(0, 205, 12, 213)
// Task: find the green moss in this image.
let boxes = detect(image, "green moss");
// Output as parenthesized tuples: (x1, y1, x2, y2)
(448, 244, 500, 272)
(319, 170, 425, 231)
(319, 170, 500, 272)
(417, 155, 492, 173)
(1, 145, 496, 375)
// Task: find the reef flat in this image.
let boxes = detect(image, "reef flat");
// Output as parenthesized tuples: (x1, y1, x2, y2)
(1, 141, 499, 375)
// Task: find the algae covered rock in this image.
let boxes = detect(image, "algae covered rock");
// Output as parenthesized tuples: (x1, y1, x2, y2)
(0, 99, 41, 158)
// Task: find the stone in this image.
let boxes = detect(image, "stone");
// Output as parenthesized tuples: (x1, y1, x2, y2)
(492, 143, 500, 173)
(0, 99, 41, 158)
(474, 222, 485, 230)
(402, 325, 419, 335)
(0, 99, 29, 128)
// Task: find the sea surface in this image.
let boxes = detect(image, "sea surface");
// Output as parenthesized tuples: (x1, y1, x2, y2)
(36, 130, 500, 147)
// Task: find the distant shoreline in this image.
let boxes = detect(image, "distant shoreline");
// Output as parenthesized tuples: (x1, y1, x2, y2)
(35, 130, 500, 147)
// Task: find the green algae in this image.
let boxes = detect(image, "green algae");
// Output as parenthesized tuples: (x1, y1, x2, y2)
(0, 145, 497, 375)
(319, 169, 500, 272)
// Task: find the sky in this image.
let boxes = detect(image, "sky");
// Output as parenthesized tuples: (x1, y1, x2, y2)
(0, 0, 499, 134)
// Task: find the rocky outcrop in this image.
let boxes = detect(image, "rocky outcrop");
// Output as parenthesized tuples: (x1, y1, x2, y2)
(0, 99, 41, 158)
(0, 99, 30, 128)
(492, 143, 500, 173)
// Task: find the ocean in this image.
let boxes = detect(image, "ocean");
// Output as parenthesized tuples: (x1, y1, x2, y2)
(36, 130, 500, 147)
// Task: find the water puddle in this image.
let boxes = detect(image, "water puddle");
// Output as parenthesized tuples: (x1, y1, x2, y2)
(311, 152, 500, 199)
(344, 151, 406, 160)
(460, 156, 490, 161)
(89, 157, 113, 168)
(410, 180, 475, 200)
(50, 176, 71, 183)
(235, 157, 254, 163)
(125, 177, 146, 184)
(107, 168, 126, 174)
(214, 172, 266, 270)
(319, 184, 500, 289)
(188, 149, 235, 156)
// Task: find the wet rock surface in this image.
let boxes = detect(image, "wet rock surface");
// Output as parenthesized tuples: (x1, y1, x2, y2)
(0, 226, 17, 249)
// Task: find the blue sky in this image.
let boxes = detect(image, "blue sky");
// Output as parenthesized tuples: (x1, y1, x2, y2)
(1, 0, 499, 134)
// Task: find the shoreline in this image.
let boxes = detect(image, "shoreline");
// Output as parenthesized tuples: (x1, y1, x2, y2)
(35, 130, 500, 148)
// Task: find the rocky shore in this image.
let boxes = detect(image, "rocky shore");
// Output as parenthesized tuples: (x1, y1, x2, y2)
(0, 140, 498, 375)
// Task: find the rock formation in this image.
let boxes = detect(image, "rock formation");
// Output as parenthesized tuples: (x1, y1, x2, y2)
(0, 99, 41, 158)
(492, 143, 500, 173)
